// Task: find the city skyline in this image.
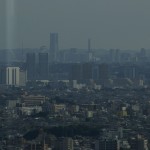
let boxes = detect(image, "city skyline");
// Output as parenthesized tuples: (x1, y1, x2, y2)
(1, 1, 150, 149)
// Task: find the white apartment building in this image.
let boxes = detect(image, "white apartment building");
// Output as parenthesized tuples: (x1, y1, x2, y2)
(6, 67, 20, 86)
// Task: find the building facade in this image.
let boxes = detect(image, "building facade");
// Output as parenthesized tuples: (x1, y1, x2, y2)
(26, 53, 36, 80)
(50, 33, 58, 62)
(6, 67, 20, 86)
(38, 52, 49, 80)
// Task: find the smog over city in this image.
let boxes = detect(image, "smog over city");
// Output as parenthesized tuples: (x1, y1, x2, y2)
(1, 0, 150, 149)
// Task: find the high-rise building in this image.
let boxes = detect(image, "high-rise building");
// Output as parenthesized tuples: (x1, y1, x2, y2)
(50, 33, 58, 62)
(19, 69, 27, 86)
(88, 39, 93, 62)
(0, 67, 27, 86)
(38, 52, 49, 80)
(26, 53, 36, 80)
(6, 67, 20, 86)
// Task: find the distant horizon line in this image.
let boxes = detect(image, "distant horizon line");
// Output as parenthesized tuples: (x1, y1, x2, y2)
(0, 48, 149, 51)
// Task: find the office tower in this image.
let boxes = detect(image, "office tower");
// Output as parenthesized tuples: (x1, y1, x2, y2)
(88, 39, 93, 62)
(38, 52, 48, 80)
(26, 53, 36, 80)
(50, 33, 58, 62)
(6, 67, 20, 86)
(88, 38, 91, 52)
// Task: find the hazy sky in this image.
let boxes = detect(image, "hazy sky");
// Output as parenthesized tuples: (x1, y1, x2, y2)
(1, 0, 150, 50)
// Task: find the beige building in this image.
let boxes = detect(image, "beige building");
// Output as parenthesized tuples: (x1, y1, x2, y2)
(51, 104, 66, 113)
(22, 95, 45, 107)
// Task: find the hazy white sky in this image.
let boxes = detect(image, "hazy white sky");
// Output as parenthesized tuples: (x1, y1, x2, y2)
(0, 0, 150, 50)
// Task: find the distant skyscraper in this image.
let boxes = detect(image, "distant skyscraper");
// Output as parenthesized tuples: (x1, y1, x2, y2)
(88, 39, 93, 62)
(38, 53, 49, 80)
(50, 33, 58, 62)
(26, 53, 36, 80)
(88, 38, 91, 52)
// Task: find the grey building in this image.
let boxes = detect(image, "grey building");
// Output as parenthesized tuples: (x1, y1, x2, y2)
(38, 52, 49, 80)
(26, 53, 36, 80)
(0, 67, 6, 84)
(50, 33, 59, 62)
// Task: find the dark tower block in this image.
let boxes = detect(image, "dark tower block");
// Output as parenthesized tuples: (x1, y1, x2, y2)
(26, 53, 36, 80)
(38, 53, 49, 80)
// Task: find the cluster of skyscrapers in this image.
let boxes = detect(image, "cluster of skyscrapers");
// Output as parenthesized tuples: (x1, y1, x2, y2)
(26, 33, 58, 80)
(0, 32, 149, 88)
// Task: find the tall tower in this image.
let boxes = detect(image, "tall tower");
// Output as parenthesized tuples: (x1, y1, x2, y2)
(88, 38, 93, 62)
(26, 53, 36, 80)
(50, 33, 58, 62)
(88, 38, 91, 52)
(38, 53, 48, 80)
